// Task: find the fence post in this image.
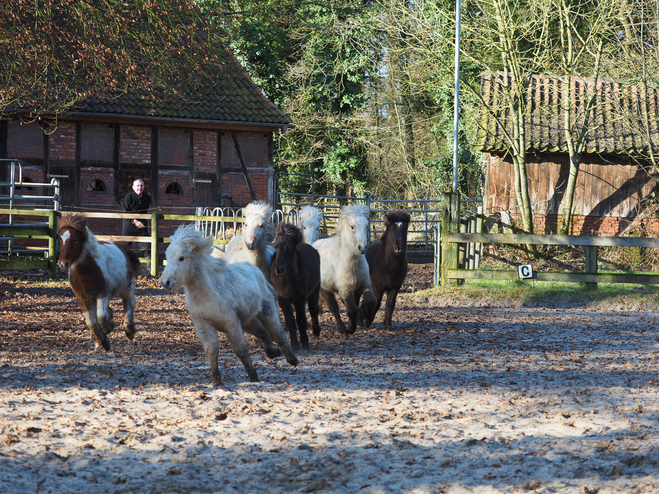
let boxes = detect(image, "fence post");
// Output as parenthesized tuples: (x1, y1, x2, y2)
(441, 192, 460, 285)
(150, 212, 159, 277)
(585, 246, 598, 291)
(48, 210, 58, 280)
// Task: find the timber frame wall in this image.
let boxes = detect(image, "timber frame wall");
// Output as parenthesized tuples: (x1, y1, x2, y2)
(0, 119, 275, 220)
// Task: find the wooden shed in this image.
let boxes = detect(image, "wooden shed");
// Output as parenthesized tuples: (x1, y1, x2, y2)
(0, 39, 292, 213)
(478, 73, 659, 236)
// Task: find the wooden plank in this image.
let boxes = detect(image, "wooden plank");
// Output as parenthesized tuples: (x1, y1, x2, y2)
(80, 212, 151, 220)
(0, 208, 52, 217)
(446, 232, 659, 248)
(161, 214, 244, 222)
(447, 269, 659, 284)
(0, 226, 50, 236)
(0, 258, 49, 270)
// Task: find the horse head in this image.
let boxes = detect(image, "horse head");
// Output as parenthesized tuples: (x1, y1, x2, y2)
(273, 222, 301, 277)
(58, 213, 89, 270)
(384, 210, 411, 255)
(337, 204, 370, 256)
(161, 225, 213, 292)
(242, 201, 273, 250)
(298, 205, 323, 244)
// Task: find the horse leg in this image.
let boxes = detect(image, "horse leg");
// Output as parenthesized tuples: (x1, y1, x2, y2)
(363, 286, 383, 329)
(277, 297, 300, 351)
(83, 306, 110, 351)
(293, 298, 310, 350)
(360, 287, 377, 329)
(308, 285, 321, 337)
(120, 283, 137, 341)
(96, 297, 115, 336)
(242, 318, 282, 359)
(383, 288, 400, 331)
(321, 289, 347, 336)
(191, 318, 228, 386)
(256, 298, 299, 367)
(342, 291, 360, 335)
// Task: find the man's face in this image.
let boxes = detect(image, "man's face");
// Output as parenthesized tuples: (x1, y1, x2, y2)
(133, 181, 145, 195)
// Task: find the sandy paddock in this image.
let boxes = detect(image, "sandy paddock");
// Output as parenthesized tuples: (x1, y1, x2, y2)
(1, 268, 659, 494)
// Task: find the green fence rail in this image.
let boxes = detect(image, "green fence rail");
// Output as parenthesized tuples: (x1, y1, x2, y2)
(1, 210, 245, 279)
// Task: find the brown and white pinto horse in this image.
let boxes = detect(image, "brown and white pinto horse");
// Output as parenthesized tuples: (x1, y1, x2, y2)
(58, 213, 141, 351)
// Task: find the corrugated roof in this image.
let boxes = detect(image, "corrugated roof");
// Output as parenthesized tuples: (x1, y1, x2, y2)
(477, 73, 659, 156)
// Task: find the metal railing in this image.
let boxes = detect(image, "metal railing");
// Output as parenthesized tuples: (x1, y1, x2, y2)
(0, 159, 60, 255)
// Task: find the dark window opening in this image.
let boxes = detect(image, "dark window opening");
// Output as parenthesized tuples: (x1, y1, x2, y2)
(17, 177, 35, 191)
(165, 182, 183, 195)
(87, 179, 106, 192)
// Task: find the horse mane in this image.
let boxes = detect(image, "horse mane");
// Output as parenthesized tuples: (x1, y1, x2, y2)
(275, 222, 303, 244)
(385, 210, 411, 227)
(299, 205, 322, 223)
(170, 225, 214, 255)
(170, 225, 227, 274)
(337, 204, 370, 234)
(243, 200, 274, 239)
(59, 213, 89, 238)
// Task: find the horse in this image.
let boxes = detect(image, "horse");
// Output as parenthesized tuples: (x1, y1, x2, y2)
(363, 210, 411, 330)
(220, 200, 275, 282)
(161, 224, 299, 386)
(58, 213, 141, 351)
(297, 205, 323, 244)
(312, 204, 377, 336)
(270, 222, 321, 351)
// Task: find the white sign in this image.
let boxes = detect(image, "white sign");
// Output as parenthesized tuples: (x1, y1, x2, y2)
(518, 264, 533, 279)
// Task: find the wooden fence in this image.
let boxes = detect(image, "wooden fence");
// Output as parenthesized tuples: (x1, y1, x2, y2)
(0, 209, 244, 279)
(436, 192, 659, 290)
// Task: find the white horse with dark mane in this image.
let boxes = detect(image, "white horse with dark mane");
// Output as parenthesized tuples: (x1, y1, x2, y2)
(221, 200, 275, 282)
(161, 225, 298, 386)
(312, 204, 376, 336)
(297, 205, 323, 244)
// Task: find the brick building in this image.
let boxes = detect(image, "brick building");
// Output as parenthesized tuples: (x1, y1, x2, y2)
(478, 73, 659, 236)
(1, 47, 292, 214)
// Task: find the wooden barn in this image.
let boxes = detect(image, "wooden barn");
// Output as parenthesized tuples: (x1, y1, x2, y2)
(478, 73, 659, 236)
(0, 41, 292, 213)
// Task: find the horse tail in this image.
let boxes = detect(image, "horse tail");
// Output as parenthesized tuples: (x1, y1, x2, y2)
(118, 244, 141, 279)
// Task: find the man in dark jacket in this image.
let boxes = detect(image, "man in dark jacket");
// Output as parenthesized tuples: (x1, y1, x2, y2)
(122, 179, 152, 257)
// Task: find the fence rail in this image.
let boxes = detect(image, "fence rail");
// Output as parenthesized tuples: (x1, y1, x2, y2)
(436, 191, 659, 290)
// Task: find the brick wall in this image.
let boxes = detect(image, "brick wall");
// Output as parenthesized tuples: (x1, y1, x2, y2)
(193, 131, 217, 173)
(48, 123, 76, 161)
(159, 170, 191, 208)
(81, 167, 115, 206)
(80, 123, 114, 162)
(159, 128, 189, 166)
(120, 126, 151, 164)
(219, 131, 270, 205)
(7, 122, 44, 159)
(503, 213, 659, 237)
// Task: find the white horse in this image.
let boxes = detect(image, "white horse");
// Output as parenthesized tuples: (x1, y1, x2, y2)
(298, 205, 323, 244)
(161, 225, 299, 386)
(312, 204, 376, 336)
(221, 200, 275, 282)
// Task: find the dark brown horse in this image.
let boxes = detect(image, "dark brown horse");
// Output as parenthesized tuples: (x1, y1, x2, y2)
(363, 210, 410, 330)
(270, 222, 321, 350)
(58, 213, 141, 351)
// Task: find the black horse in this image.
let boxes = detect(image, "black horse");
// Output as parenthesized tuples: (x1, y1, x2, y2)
(270, 222, 322, 350)
(363, 210, 410, 330)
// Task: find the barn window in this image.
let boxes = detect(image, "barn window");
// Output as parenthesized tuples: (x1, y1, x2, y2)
(87, 179, 106, 192)
(165, 182, 183, 195)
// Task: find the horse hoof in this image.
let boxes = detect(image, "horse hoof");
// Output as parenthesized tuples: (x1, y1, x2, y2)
(287, 355, 299, 367)
(265, 348, 283, 359)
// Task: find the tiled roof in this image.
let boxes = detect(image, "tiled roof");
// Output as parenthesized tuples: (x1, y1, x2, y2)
(66, 47, 292, 126)
(477, 73, 659, 156)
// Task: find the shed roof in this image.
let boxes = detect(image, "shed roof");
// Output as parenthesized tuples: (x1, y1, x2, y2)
(477, 73, 659, 157)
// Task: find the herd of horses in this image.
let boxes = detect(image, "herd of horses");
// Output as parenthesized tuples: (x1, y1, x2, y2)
(56, 203, 412, 386)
